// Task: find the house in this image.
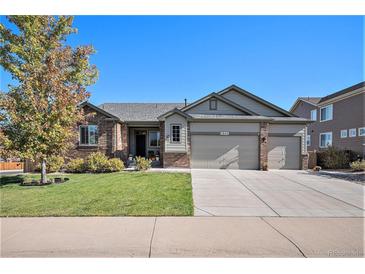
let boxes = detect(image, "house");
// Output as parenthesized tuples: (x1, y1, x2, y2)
(290, 81, 365, 158)
(72, 85, 311, 170)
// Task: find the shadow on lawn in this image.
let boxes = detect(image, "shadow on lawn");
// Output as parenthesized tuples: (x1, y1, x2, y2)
(0, 175, 24, 185)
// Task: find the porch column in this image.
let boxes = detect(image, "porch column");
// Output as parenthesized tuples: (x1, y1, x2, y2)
(259, 122, 269, 171)
(121, 123, 129, 161)
(111, 122, 117, 155)
(159, 121, 165, 167)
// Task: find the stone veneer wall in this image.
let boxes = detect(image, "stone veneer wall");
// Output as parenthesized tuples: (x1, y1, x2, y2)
(259, 122, 269, 171)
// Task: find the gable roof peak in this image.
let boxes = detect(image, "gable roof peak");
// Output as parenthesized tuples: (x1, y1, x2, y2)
(79, 101, 121, 121)
(157, 107, 192, 120)
(218, 84, 296, 117)
(180, 91, 259, 116)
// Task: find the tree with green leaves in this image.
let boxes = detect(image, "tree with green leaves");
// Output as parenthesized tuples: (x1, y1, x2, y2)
(0, 16, 98, 183)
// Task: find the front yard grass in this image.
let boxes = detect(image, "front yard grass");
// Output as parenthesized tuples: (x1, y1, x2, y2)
(0, 172, 193, 217)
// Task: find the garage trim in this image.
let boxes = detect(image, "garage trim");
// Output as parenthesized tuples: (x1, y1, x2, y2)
(191, 132, 259, 136)
(268, 133, 298, 137)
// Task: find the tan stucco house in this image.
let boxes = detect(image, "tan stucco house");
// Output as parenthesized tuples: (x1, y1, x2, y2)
(73, 85, 311, 170)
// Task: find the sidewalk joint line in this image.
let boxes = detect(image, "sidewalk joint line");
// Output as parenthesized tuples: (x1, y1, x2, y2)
(227, 170, 281, 217)
(274, 172, 364, 211)
(148, 217, 157, 258)
(261, 217, 307, 258)
(194, 206, 215, 216)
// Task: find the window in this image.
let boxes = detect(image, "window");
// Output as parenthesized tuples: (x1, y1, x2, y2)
(340, 129, 347, 138)
(306, 135, 311, 146)
(359, 127, 365, 136)
(310, 109, 317, 121)
(79, 125, 98, 145)
(349, 128, 357, 137)
(320, 104, 333, 122)
(148, 131, 160, 147)
(171, 124, 181, 143)
(209, 98, 217, 110)
(319, 132, 332, 148)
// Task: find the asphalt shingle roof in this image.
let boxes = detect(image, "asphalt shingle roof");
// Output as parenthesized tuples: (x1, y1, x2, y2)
(298, 97, 321, 105)
(99, 103, 185, 121)
(319, 81, 364, 103)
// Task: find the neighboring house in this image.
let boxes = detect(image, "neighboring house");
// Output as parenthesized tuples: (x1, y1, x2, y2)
(72, 85, 311, 170)
(290, 81, 365, 158)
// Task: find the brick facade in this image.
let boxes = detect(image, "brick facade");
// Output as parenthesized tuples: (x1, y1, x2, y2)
(301, 154, 309, 170)
(163, 152, 190, 168)
(259, 122, 269, 171)
(187, 121, 192, 158)
(67, 105, 119, 160)
(119, 123, 129, 161)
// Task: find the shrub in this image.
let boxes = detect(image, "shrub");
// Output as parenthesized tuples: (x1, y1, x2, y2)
(350, 160, 365, 172)
(65, 158, 85, 173)
(135, 156, 151, 171)
(36, 156, 64, 173)
(85, 152, 109, 173)
(107, 158, 124, 172)
(317, 147, 358, 169)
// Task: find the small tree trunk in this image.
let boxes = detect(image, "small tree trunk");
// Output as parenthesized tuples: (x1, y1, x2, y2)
(40, 159, 47, 184)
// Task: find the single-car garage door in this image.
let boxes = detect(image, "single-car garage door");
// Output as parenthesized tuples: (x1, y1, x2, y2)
(191, 135, 259, 169)
(268, 136, 300, 170)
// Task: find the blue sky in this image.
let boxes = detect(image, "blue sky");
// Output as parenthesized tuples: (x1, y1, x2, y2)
(1, 16, 363, 110)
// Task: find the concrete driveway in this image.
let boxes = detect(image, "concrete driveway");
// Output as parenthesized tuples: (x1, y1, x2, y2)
(192, 169, 364, 217)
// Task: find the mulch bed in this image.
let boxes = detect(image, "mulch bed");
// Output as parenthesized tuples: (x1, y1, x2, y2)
(20, 177, 69, 186)
(315, 170, 364, 185)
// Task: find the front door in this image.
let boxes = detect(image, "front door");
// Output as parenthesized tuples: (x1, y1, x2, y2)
(135, 132, 146, 157)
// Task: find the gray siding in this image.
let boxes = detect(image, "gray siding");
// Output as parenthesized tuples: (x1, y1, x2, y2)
(292, 92, 364, 156)
(221, 90, 285, 117)
(186, 99, 243, 115)
(190, 122, 259, 133)
(164, 113, 187, 153)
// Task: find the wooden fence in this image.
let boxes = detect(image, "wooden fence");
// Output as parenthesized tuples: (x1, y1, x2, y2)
(23, 159, 37, 173)
(307, 151, 317, 169)
(0, 162, 24, 171)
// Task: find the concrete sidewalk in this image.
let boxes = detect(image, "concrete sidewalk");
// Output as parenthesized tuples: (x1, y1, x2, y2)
(1, 217, 364, 258)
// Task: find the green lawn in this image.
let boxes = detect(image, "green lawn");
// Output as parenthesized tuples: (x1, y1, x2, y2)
(0, 172, 193, 217)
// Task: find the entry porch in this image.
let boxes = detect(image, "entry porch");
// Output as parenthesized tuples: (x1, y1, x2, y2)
(127, 123, 162, 167)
